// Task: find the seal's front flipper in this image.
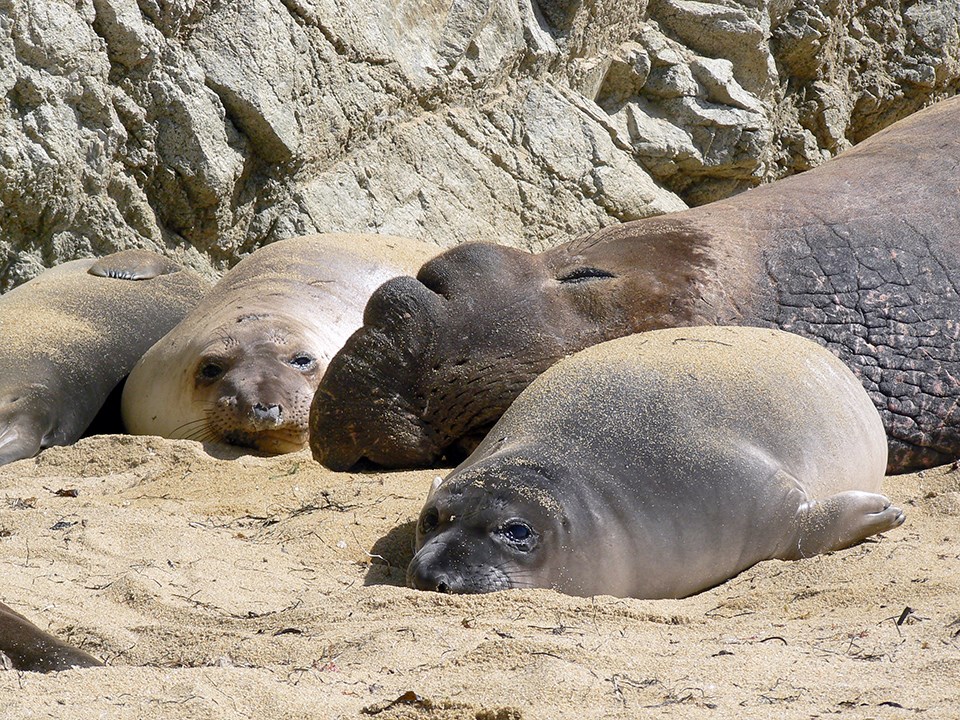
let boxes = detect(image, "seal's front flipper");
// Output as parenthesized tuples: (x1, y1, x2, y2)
(0, 602, 103, 672)
(0, 414, 45, 466)
(0, 389, 60, 465)
(783, 491, 905, 560)
(88, 250, 179, 280)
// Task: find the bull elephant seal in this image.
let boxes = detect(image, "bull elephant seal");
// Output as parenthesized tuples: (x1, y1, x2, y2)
(407, 327, 904, 598)
(122, 234, 436, 454)
(0, 251, 208, 466)
(311, 95, 960, 474)
(0, 601, 102, 672)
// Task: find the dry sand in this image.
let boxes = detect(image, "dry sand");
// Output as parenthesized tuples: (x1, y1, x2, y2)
(0, 435, 957, 719)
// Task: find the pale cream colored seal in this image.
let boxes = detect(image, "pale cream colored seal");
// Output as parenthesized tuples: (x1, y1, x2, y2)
(122, 233, 436, 454)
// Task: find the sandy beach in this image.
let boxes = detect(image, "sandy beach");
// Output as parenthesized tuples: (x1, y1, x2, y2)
(0, 434, 958, 719)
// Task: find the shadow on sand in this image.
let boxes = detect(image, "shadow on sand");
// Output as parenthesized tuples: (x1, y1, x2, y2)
(363, 520, 418, 587)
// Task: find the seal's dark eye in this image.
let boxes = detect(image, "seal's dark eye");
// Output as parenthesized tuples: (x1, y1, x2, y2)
(198, 362, 223, 380)
(504, 523, 530, 541)
(557, 267, 617, 284)
(499, 521, 536, 551)
(420, 507, 439, 535)
(289, 354, 316, 371)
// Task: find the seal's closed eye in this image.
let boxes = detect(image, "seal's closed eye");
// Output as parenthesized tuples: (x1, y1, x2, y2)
(557, 267, 617, 283)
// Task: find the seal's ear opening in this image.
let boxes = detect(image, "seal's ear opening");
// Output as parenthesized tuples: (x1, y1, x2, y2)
(556, 267, 618, 284)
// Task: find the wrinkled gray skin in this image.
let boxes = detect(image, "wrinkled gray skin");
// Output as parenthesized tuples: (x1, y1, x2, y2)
(0, 251, 208, 465)
(312, 95, 960, 474)
(408, 327, 904, 599)
(0, 601, 102, 672)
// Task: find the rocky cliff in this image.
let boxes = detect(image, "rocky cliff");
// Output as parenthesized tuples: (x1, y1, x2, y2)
(2, 0, 958, 289)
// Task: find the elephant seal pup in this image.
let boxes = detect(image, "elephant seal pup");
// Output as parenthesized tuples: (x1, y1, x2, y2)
(311, 95, 960, 474)
(407, 326, 904, 598)
(0, 251, 208, 466)
(0, 601, 102, 672)
(122, 234, 436, 454)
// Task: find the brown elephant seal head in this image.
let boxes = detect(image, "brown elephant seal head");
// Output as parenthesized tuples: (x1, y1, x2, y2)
(310, 232, 715, 470)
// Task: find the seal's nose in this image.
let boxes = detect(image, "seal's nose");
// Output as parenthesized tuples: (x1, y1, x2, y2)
(406, 560, 453, 593)
(310, 273, 445, 471)
(252, 402, 282, 424)
(362, 275, 444, 331)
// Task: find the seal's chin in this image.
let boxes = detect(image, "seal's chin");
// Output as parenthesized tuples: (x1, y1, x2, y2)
(220, 429, 306, 455)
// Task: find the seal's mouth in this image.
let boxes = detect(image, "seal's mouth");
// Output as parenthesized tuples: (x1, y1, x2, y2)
(406, 541, 515, 594)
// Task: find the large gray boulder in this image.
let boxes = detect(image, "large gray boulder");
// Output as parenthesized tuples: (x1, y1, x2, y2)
(2, 0, 958, 289)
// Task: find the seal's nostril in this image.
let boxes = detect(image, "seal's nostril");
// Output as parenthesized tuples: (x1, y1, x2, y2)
(436, 580, 449, 593)
(417, 265, 451, 299)
(252, 403, 282, 422)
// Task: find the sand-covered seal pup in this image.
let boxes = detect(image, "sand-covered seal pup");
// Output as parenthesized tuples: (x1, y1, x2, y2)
(0, 601, 102, 672)
(122, 234, 436, 454)
(0, 251, 208, 466)
(310, 95, 960, 474)
(407, 326, 904, 598)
